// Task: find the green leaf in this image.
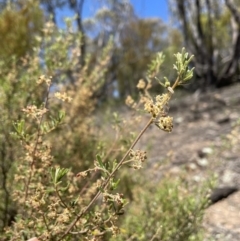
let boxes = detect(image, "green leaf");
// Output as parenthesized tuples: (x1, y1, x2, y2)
(13, 119, 25, 137)
(58, 110, 65, 121)
(112, 159, 118, 170)
(50, 167, 69, 184)
(58, 182, 70, 192)
(70, 198, 78, 208)
(96, 154, 104, 169)
(110, 178, 120, 190)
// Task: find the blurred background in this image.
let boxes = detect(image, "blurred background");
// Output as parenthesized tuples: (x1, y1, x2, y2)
(0, 1, 240, 240)
(1, 0, 239, 101)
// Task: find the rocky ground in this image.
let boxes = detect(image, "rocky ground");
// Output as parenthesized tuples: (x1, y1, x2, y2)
(135, 83, 240, 240)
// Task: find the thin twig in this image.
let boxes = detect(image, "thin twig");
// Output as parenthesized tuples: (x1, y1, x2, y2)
(78, 127, 120, 196)
(24, 83, 51, 202)
(58, 117, 154, 240)
(58, 76, 182, 240)
(55, 185, 69, 210)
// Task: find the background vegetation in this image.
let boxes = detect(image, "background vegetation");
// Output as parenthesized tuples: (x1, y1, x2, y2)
(0, 0, 239, 240)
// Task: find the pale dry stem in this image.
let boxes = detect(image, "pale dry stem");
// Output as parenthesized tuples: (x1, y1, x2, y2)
(58, 117, 154, 240)
(24, 83, 51, 202)
(58, 76, 182, 240)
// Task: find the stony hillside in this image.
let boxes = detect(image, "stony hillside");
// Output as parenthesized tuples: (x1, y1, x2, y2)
(136, 83, 240, 240)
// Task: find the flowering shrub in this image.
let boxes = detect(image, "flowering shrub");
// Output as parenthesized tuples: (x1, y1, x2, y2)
(0, 14, 211, 240)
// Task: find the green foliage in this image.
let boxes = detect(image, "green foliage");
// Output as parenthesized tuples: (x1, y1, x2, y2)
(112, 177, 211, 241)
(0, 12, 113, 237)
(114, 18, 168, 98)
(0, 0, 43, 61)
(173, 48, 194, 83)
(51, 167, 70, 185)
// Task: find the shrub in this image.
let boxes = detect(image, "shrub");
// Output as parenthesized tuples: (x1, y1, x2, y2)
(111, 176, 211, 241)
(0, 18, 112, 238)
(0, 20, 211, 240)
